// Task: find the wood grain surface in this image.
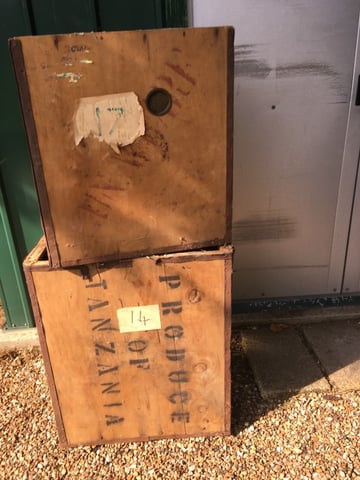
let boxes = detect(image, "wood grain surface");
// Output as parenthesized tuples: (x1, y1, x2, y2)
(23, 239, 233, 446)
(12, 27, 234, 267)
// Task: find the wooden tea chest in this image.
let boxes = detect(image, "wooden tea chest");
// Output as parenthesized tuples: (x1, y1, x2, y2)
(23, 237, 233, 446)
(11, 27, 234, 267)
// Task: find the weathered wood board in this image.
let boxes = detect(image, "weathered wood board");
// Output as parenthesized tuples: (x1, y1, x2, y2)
(11, 27, 234, 267)
(23, 237, 233, 447)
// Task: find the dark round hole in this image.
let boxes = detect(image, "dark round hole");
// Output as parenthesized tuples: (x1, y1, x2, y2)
(146, 88, 172, 116)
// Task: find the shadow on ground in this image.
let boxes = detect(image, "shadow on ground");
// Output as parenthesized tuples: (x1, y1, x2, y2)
(230, 319, 360, 435)
(230, 333, 265, 435)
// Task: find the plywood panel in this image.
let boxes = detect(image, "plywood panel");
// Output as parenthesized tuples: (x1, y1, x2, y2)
(12, 27, 234, 267)
(24, 239, 232, 446)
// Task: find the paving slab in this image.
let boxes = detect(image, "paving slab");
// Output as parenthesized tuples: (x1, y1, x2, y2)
(0, 328, 39, 352)
(241, 326, 330, 398)
(303, 320, 360, 391)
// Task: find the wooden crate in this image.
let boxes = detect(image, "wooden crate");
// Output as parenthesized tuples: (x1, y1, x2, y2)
(23, 237, 233, 447)
(11, 27, 234, 268)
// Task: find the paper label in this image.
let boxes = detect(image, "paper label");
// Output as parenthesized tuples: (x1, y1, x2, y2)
(117, 304, 161, 333)
(73, 92, 145, 153)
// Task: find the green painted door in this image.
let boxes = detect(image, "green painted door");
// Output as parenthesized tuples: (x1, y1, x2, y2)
(0, 181, 33, 328)
(0, 0, 187, 328)
(1, 0, 40, 328)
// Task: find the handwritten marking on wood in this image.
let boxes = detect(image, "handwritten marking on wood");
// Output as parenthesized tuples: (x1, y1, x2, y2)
(56, 72, 82, 83)
(73, 92, 145, 153)
(117, 304, 161, 333)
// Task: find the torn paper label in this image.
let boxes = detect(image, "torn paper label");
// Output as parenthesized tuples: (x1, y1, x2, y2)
(117, 304, 161, 333)
(73, 92, 145, 153)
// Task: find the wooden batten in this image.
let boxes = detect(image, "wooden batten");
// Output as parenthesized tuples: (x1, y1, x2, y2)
(12, 27, 234, 267)
(23, 238, 233, 447)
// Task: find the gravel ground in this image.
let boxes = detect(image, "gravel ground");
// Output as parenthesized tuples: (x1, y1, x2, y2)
(0, 334, 359, 480)
(0, 303, 6, 329)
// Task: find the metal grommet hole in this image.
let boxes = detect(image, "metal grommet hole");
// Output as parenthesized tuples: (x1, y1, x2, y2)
(146, 88, 172, 116)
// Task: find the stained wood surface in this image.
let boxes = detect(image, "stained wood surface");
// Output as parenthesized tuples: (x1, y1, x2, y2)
(12, 27, 234, 267)
(24, 240, 233, 446)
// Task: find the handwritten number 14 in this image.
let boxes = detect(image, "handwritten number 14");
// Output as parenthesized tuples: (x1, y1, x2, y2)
(131, 310, 151, 326)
